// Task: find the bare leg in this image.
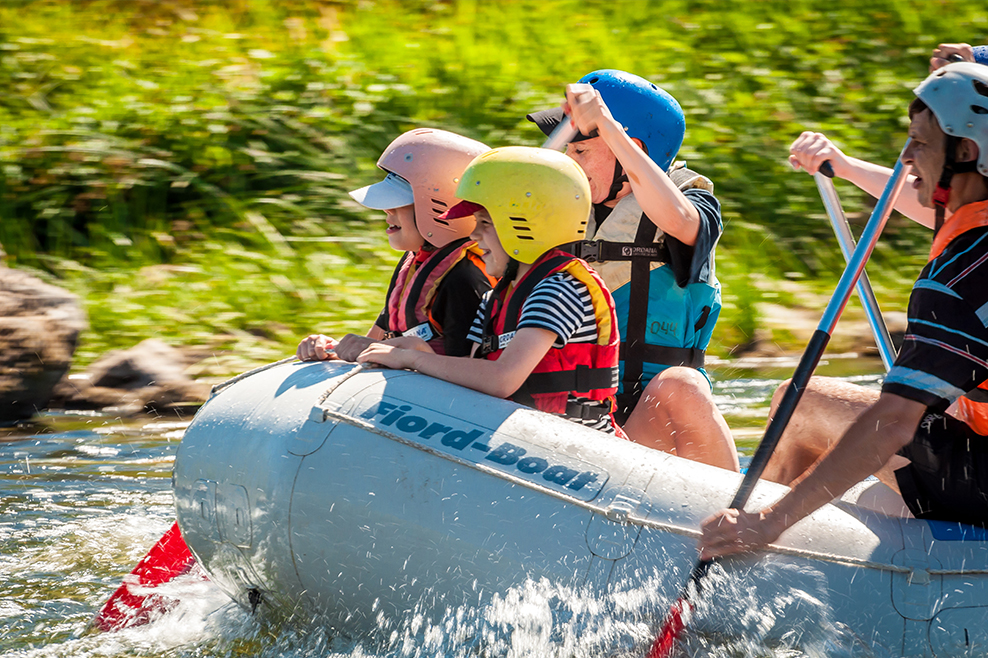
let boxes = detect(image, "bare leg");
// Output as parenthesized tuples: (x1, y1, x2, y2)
(622, 367, 740, 472)
(762, 376, 879, 485)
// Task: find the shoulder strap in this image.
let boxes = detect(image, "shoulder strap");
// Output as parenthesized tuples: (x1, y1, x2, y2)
(621, 213, 658, 399)
(383, 252, 412, 331)
(402, 238, 469, 336)
(501, 254, 574, 334)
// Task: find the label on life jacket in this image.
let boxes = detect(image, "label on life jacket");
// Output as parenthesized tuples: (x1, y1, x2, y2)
(402, 322, 435, 342)
(354, 394, 608, 501)
(479, 331, 516, 356)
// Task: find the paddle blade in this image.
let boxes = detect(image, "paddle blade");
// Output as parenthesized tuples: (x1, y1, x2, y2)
(647, 599, 687, 658)
(90, 521, 199, 632)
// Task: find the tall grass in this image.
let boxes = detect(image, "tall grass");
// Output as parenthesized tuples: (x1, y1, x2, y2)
(1, 0, 984, 370)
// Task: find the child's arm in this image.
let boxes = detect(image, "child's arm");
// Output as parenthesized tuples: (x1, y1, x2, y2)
(356, 326, 557, 399)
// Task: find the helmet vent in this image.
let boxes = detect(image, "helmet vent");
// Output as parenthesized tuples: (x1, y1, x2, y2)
(431, 198, 448, 211)
(509, 217, 535, 239)
(974, 105, 988, 115)
(587, 76, 599, 84)
(974, 80, 988, 98)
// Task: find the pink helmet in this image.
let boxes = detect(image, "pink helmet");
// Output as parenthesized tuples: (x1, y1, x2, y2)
(377, 128, 490, 247)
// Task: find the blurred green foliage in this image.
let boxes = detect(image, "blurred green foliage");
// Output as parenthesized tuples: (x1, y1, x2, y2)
(0, 0, 985, 370)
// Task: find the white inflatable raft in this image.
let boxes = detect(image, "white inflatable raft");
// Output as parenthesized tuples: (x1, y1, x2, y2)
(173, 361, 988, 656)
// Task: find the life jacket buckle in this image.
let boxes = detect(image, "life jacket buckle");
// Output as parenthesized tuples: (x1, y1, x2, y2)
(576, 240, 601, 263)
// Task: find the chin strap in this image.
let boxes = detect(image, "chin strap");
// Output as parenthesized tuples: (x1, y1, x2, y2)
(602, 158, 629, 205)
(933, 135, 980, 234)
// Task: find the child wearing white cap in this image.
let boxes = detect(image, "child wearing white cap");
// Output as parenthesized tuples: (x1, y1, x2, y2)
(297, 128, 494, 360)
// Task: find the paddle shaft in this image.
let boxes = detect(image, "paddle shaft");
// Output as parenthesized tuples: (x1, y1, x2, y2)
(542, 116, 579, 151)
(648, 141, 912, 657)
(815, 164, 897, 370)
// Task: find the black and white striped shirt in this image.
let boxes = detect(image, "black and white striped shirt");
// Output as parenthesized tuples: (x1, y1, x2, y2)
(468, 272, 615, 432)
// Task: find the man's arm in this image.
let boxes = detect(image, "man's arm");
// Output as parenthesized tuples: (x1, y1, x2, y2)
(699, 392, 926, 560)
(565, 85, 701, 246)
(789, 131, 934, 229)
(356, 326, 557, 399)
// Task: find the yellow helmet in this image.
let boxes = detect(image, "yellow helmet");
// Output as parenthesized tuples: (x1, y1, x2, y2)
(455, 146, 591, 264)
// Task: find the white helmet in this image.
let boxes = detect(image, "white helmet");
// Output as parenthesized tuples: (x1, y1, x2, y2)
(914, 62, 988, 176)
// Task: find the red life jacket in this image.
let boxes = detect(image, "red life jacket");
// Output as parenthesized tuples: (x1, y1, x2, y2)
(385, 238, 492, 355)
(931, 201, 988, 435)
(474, 249, 620, 422)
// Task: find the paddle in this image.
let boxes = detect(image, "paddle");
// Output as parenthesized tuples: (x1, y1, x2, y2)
(646, 142, 912, 658)
(90, 521, 200, 632)
(92, 356, 297, 632)
(542, 114, 579, 151)
(815, 161, 897, 369)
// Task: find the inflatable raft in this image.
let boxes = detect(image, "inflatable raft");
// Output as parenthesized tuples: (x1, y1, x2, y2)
(173, 360, 988, 656)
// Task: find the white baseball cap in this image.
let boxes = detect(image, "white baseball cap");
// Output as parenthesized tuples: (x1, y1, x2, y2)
(348, 172, 415, 210)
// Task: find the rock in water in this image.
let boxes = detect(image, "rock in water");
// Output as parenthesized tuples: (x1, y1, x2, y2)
(0, 267, 87, 424)
(50, 338, 211, 416)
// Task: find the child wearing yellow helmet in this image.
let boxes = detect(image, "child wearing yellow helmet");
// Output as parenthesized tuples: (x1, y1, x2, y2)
(297, 128, 494, 361)
(358, 146, 625, 434)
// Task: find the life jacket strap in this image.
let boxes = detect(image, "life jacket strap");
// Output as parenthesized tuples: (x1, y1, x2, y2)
(564, 238, 670, 264)
(563, 399, 613, 422)
(619, 343, 705, 369)
(513, 364, 620, 398)
(964, 387, 988, 404)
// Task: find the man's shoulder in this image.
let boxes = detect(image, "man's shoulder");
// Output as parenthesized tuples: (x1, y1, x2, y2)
(927, 225, 988, 280)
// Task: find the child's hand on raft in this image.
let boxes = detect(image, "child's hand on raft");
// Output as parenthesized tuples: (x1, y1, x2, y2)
(334, 334, 377, 362)
(381, 335, 434, 353)
(788, 131, 848, 177)
(356, 343, 416, 370)
(297, 334, 338, 361)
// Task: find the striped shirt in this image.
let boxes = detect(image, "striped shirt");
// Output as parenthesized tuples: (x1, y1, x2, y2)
(468, 272, 613, 432)
(882, 223, 988, 411)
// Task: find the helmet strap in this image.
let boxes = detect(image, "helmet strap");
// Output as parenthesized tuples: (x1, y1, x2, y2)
(601, 158, 629, 205)
(933, 135, 980, 234)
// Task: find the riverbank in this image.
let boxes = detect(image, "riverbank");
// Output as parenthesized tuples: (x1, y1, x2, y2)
(1, 1, 969, 370)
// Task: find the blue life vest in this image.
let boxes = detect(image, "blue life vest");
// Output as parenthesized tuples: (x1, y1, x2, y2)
(564, 164, 721, 416)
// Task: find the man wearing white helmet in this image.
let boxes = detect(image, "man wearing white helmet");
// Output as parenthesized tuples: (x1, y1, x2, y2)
(700, 62, 988, 559)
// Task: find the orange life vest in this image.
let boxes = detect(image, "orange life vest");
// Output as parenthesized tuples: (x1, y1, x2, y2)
(929, 200, 988, 435)
(474, 249, 620, 421)
(385, 238, 492, 355)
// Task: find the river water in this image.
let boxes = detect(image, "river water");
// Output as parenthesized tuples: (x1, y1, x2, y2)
(1, 358, 886, 658)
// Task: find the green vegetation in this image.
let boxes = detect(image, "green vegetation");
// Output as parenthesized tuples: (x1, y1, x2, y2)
(1, 0, 985, 374)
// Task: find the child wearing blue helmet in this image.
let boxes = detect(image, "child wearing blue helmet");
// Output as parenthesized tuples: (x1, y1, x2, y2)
(528, 70, 738, 471)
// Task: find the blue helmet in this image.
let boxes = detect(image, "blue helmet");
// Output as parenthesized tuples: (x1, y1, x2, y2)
(975, 45, 988, 66)
(578, 70, 685, 171)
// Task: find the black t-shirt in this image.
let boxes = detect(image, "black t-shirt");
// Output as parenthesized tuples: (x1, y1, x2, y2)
(376, 252, 491, 357)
